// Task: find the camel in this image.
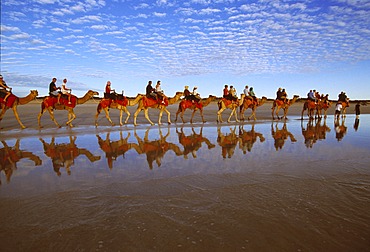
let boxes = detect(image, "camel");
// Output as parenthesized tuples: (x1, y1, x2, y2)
(300, 100, 317, 120)
(95, 94, 144, 126)
(0, 139, 42, 185)
(316, 100, 331, 119)
(39, 136, 101, 176)
(131, 128, 183, 169)
(217, 94, 246, 123)
(38, 90, 99, 128)
(133, 92, 183, 126)
(175, 95, 216, 123)
(96, 132, 135, 169)
(217, 126, 239, 159)
(176, 127, 215, 159)
(239, 96, 267, 121)
(271, 122, 297, 151)
(238, 124, 265, 154)
(0, 90, 38, 129)
(271, 95, 299, 120)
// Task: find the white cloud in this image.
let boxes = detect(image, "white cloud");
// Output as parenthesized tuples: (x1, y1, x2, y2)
(153, 12, 167, 17)
(91, 25, 109, 30)
(1, 25, 21, 32)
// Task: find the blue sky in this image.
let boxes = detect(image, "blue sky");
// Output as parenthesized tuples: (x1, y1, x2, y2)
(1, 0, 370, 100)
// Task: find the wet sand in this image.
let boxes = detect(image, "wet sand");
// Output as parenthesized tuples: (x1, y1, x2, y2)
(1, 98, 369, 131)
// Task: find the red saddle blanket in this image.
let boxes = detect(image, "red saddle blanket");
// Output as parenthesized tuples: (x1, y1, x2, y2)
(180, 100, 202, 110)
(44, 95, 77, 108)
(0, 94, 17, 107)
(143, 96, 169, 107)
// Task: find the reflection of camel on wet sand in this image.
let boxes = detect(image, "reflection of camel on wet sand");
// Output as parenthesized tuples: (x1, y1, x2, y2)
(39, 136, 101, 176)
(0, 90, 38, 129)
(175, 95, 216, 123)
(334, 118, 347, 141)
(217, 94, 246, 123)
(95, 94, 144, 126)
(38, 90, 99, 128)
(238, 124, 265, 154)
(133, 92, 183, 126)
(0, 139, 42, 185)
(217, 126, 239, 158)
(176, 127, 215, 159)
(239, 96, 267, 121)
(132, 128, 183, 169)
(271, 95, 299, 120)
(96, 132, 135, 169)
(271, 122, 297, 151)
(301, 118, 331, 148)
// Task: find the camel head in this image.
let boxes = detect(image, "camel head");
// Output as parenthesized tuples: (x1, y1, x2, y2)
(31, 90, 39, 97)
(88, 90, 99, 97)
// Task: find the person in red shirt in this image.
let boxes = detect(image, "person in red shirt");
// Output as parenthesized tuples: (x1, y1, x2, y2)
(223, 85, 229, 98)
(105, 81, 115, 99)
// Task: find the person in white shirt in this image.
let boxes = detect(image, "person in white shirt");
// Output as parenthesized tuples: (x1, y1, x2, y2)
(61, 78, 72, 104)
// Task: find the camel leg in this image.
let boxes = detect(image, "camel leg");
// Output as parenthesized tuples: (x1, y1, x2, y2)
(11, 106, 26, 129)
(123, 107, 130, 125)
(133, 108, 142, 126)
(175, 108, 181, 123)
(144, 109, 154, 125)
(248, 108, 256, 121)
(161, 108, 171, 125)
(217, 108, 225, 123)
(179, 109, 186, 123)
(240, 107, 245, 121)
(66, 110, 76, 127)
(102, 108, 115, 126)
(271, 106, 276, 120)
(0, 107, 8, 128)
(41, 108, 61, 128)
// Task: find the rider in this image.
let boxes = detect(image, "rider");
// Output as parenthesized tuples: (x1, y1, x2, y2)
(105, 81, 116, 99)
(0, 74, 12, 102)
(338, 91, 347, 102)
(229, 85, 237, 102)
(223, 85, 229, 98)
(49, 77, 61, 103)
(184, 85, 191, 100)
(155, 80, 165, 104)
(61, 78, 72, 104)
(307, 90, 315, 101)
(146, 80, 156, 99)
(191, 86, 200, 103)
(248, 87, 257, 103)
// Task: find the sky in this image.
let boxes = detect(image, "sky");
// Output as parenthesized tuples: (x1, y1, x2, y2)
(1, 0, 370, 100)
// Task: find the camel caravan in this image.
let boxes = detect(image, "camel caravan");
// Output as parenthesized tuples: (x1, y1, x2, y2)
(0, 75, 355, 129)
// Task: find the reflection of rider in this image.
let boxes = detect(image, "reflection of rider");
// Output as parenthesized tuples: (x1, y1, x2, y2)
(176, 127, 215, 159)
(238, 125, 265, 154)
(132, 128, 182, 169)
(96, 132, 132, 169)
(335, 118, 347, 141)
(217, 126, 238, 159)
(271, 122, 297, 151)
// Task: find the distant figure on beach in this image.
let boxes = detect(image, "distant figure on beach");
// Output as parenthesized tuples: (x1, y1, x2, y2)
(146, 80, 156, 99)
(355, 102, 360, 118)
(61, 78, 72, 104)
(335, 102, 342, 120)
(49, 77, 61, 102)
(0, 74, 12, 103)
